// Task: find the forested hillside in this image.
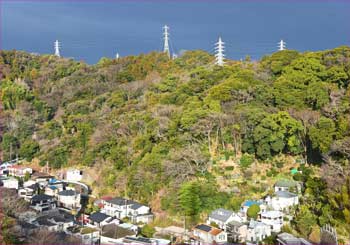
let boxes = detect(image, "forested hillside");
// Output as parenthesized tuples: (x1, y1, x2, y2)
(1, 47, 350, 241)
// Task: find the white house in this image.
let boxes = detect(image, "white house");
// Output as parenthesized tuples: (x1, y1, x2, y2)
(31, 210, 75, 232)
(57, 190, 81, 209)
(7, 165, 32, 178)
(88, 211, 114, 228)
(246, 220, 271, 243)
(23, 180, 36, 188)
(2, 177, 19, 189)
(66, 169, 83, 182)
(260, 210, 284, 232)
(101, 197, 134, 218)
(191, 224, 227, 245)
(129, 203, 154, 223)
(101, 197, 153, 223)
(207, 208, 245, 230)
(18, 187, 35, 201)
(267, 191, 299, 211)
(30, 194, 56, 212)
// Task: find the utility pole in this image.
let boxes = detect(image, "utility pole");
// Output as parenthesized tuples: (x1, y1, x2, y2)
(278, 39, 286, 51)
(163, 25, 170, 58)
(9, 143, 12, 161)
(54, 40, 61, 57)
(215, 36, 225, 66)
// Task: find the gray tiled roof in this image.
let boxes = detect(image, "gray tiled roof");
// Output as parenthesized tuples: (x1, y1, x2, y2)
(89, 211, 111, 223)
(130, 203, 144, 210)
(106, 197, 135, 206)
(195, 224, 212, 232)
(58, 189, 77, 196)
(275, 191, 297, 198)
(209, 208, 233, 222)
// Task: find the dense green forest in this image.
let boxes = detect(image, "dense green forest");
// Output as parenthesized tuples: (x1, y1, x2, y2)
(1, 47, 350, 241)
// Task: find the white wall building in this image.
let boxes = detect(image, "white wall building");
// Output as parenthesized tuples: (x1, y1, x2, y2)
(66, 169, 83, 182)
(260, 210, 284, 232)
(57, 190, 81, 209)
(191, 224, 227, 245)
(207, 208, 245, 230)
(267, 191, 299, 211)
(246, 220, 271, 243)
(101, 197, 153, 223)
(2, 177, 19, 189)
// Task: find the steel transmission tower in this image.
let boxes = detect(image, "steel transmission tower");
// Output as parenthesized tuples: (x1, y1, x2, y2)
(163, 25, 170, 58)
(54, 40, 61, 57)
(215, 36, 225, 66)
(278, 39, 286, 51)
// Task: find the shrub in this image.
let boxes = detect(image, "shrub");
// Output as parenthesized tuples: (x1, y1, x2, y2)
(240, 154, 254, 169)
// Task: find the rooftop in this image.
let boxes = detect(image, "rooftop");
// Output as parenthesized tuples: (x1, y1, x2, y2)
(209, 208, 234, 222)
(31, 194, 54, 202)
(275, 190, 297, 198)
(261, 210, 283, 218)
(101, 223, 135, 239)
(105, 197, 137, 206)
(89, 211, 111, 223)
(58, 189, 77, 196)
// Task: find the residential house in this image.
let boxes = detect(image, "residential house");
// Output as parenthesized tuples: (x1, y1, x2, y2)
(101, 197, 132, 218)
(274, 179, 301, 193)
(79, 227, 100, 245)
(266, 191, 299, 211)
(31, 210, 75, 232)
(57, 190, 81, 210)
(207, 208, 245, 230)
(277, 232, 312, 245)
(30, 194, 56, 212)
(226, 221, 248, 243)
(88, 211, 114, 228)
(67, 226, 100, 245)
(18, 187, 35, 201)
(246, 220, 271, 243)
(129, 203, 154, 223)
(44, 178, 64, 196)
(100, 223, 136, 244)
(23, 180, 36, 187)
(115, 236, 171, 245)
(1, 177, 19, 189)
(101, 197, 153, 222)
(260, 210, 284, 232)
(191, 224, 227, 245)
(118, 223, 139, 234)
(8, 165, 32, 177)
(31, 172, 53, 183)
(66, 169, 83, 182)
